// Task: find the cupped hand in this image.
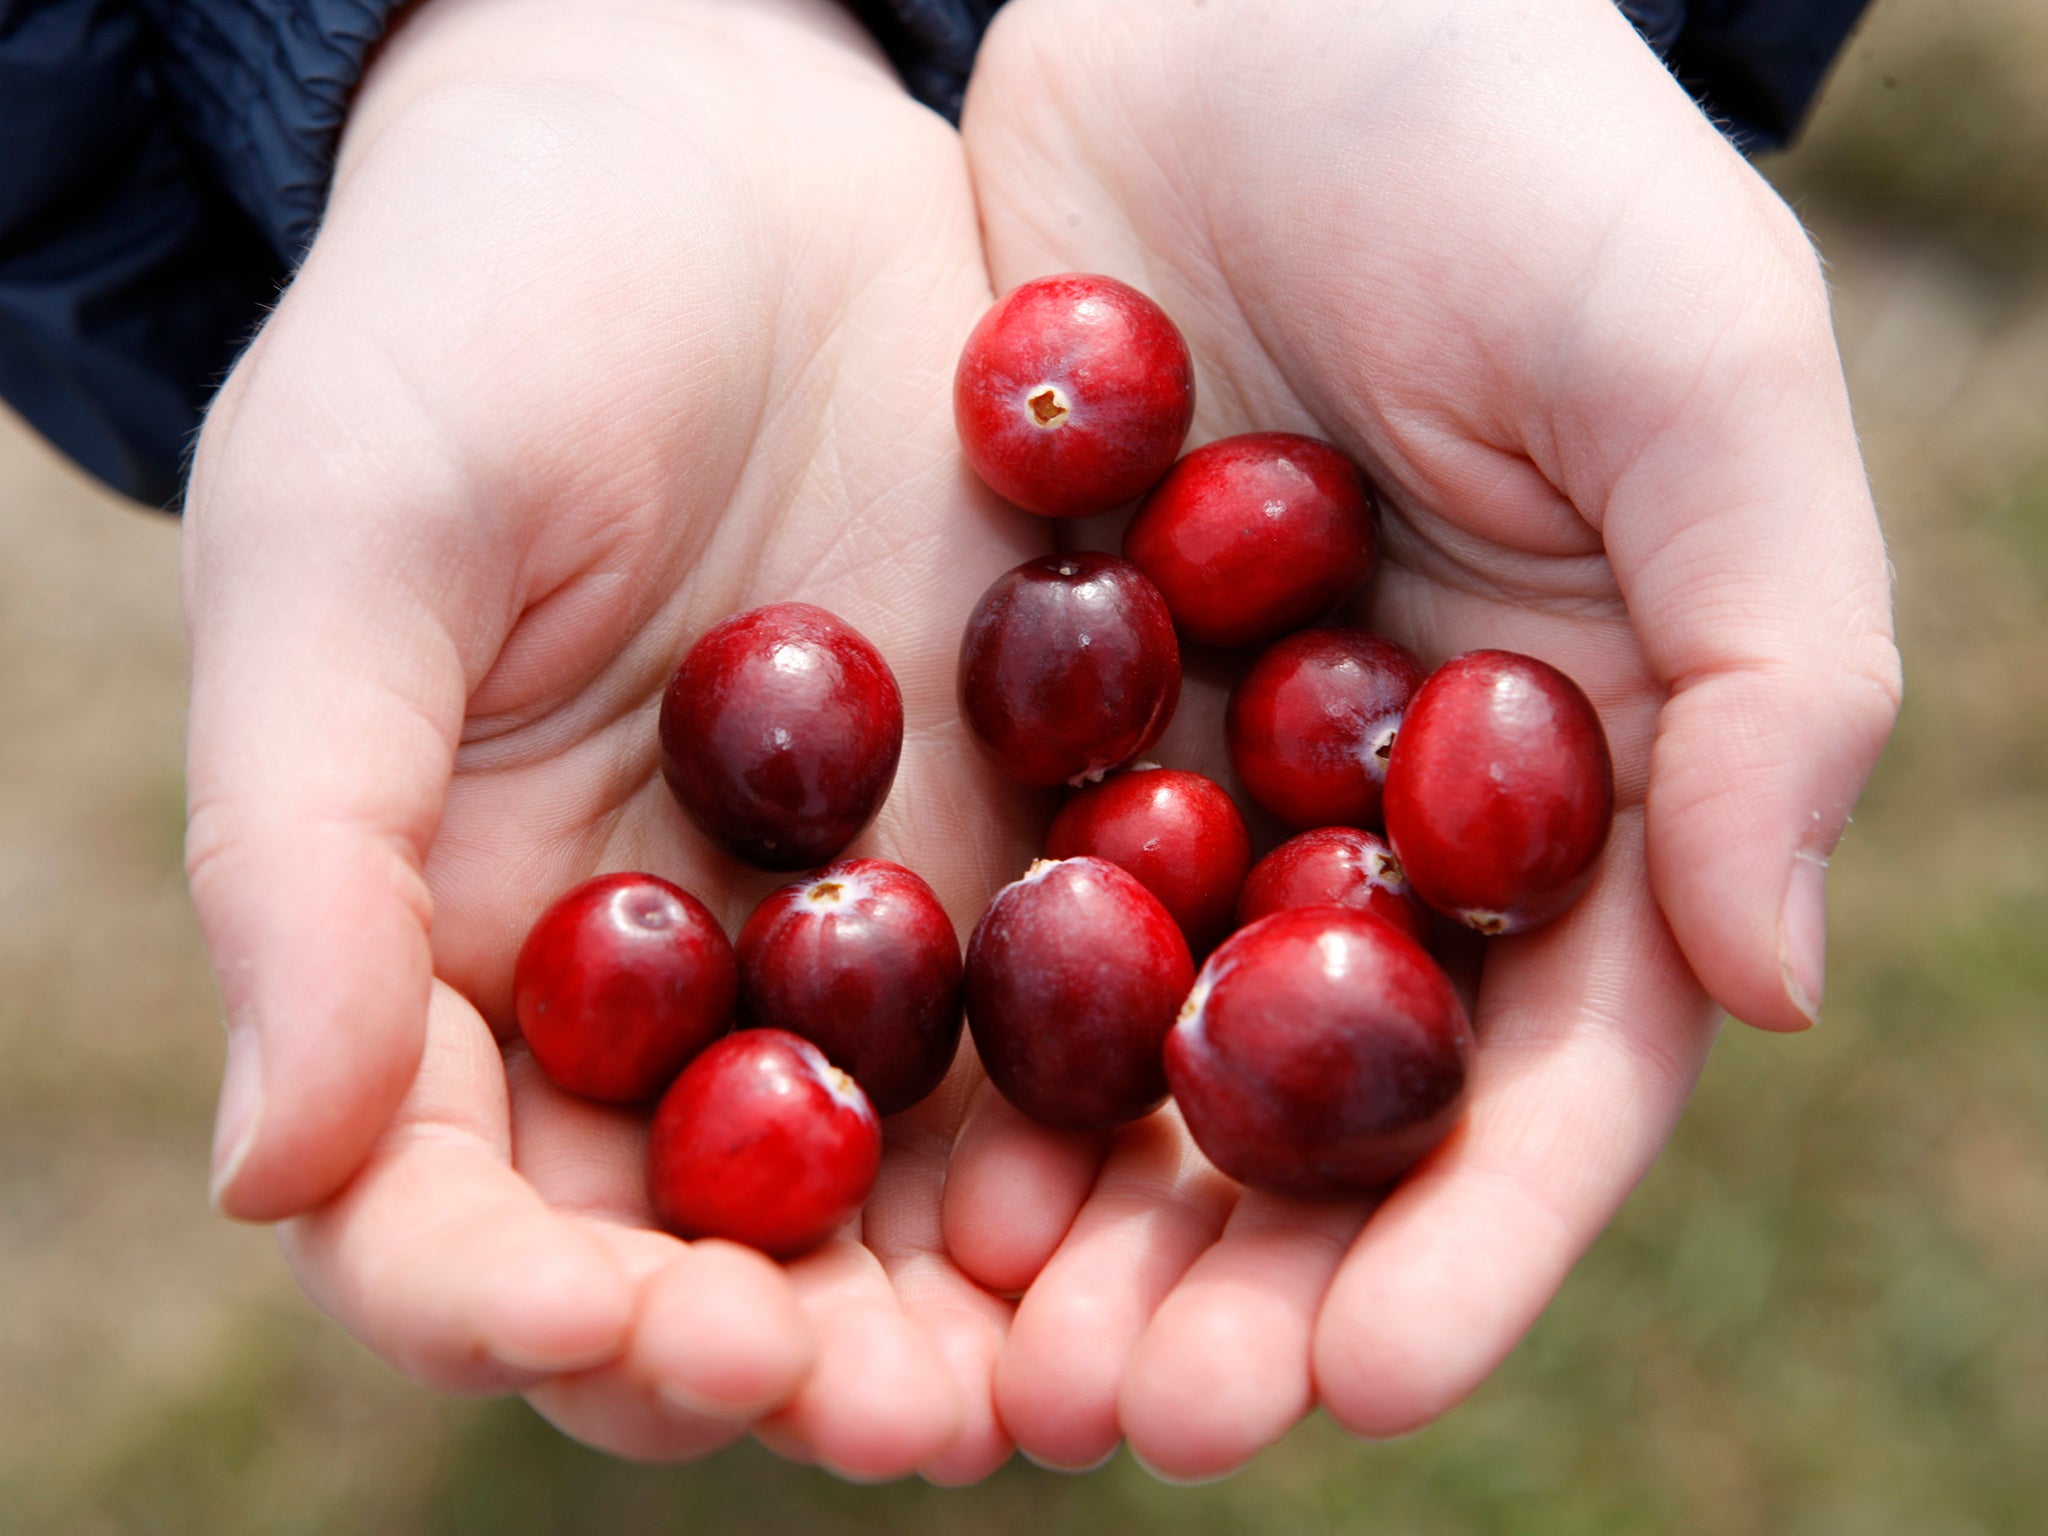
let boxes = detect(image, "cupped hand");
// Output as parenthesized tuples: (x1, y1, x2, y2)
(952, 0, 1901, 1478)
(182, 0, 1024, 1479)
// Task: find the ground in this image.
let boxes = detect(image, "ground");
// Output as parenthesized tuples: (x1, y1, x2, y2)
(2, 1, 2043, 1529)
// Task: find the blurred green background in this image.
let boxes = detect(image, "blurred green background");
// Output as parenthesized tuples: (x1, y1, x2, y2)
(3, 1, 2043, 1530)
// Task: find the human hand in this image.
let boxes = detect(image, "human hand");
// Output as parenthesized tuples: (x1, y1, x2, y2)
(183, 0, 1024, 1480)
(952, 0, 1901, 1477)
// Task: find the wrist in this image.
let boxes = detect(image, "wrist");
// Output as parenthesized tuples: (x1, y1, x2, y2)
(336, 0, 886, 184)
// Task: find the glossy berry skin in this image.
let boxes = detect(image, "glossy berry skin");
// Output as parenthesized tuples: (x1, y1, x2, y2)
(736, 859, 963, 1117)
(1383, 650, 1614, 935)
(965, 857, 1194, 1131)
(1122, 433, 1379, 648)
(648, 1029, 881, 1258)
(1045, 767, 1252, 955)
(1226, 628, 1423, 831)
(514, 872, 738, 1103)
(1235, 826, 1428, 944)
(954, 273, 1196, 518)
(958, 553, 1181, 788)
(660, 603, 903, 871)
(1167, 906, 1473, 1198)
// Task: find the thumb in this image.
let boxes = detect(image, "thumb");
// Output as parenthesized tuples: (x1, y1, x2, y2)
(183, 352, 483, 1220)
(1588, 220, 1901, 1032)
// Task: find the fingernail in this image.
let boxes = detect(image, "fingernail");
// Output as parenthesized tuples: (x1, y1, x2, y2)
(488, 1338, 615, 1377)
(1127, 1444, 1240, 1487)
(209, 1022, 265, 1210)
(1018, 1443, 1120, 1475)
(1778, 850, 1829, 1027)
(654, 1380, 738, 1420)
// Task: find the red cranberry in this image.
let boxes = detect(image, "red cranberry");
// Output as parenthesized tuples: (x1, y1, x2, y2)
(953, 273, 1196, 518)
(647, 1028, 882, 1259)
(1235, 827, 1428, 943)
(965, 857, 1193, 1131)
(736, 859, 963, 1117)
(1383, 650, 1614, 935)
(1167, 907, 1472, 1197)
(1044, 767, 1252, 955)
(513, 872, 737, 1103)
(659, 603, 903, 871)
(958, 553, 1181, 788)
(1122, 433, 1378, 648)
(1226, 628, 1423, 831)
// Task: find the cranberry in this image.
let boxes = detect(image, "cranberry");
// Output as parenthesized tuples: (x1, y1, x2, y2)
(513, 872, 737, 1103)
(647, 1028, 882, 1259)
(1235, 826, 1428, 943)
(1167, 907, 1472, 1197)
(1383, 649, 1614, 935)
(1122, 432, 1378, 648)
(953, 273, 1196, 518)
(736, 859, 963, 1117)
(965, 857, 1193, 1131)
(1044, 766, 1252, 956)
(1226, 628, 1423, 831)
(659, 603, 903, 871)
(958, 553, 1181, 788)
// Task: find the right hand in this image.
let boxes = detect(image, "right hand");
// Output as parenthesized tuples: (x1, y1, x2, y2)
(183, 0, 1027, 1479)
(949, 0, 1901, 1477)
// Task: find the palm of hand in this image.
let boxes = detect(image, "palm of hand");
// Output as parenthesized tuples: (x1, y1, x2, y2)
(940, 0, 1889, 1477)
(187, 0, 1896, 1488)
(187, 11, 1037, 1480)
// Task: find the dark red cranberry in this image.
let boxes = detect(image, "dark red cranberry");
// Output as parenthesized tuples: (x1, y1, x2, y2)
(953, 273, 1196, 519)
(1235, 827, 1428, 943)
(513, 872, 737, 1103)
(1383, 650, 1614, 935)
(1226, 628, 1423, 831)
(736, 859, 963, 1117)
(1044, 766, 1252, 955)
(647, 1028, 882, 1259)
(958, 553, 1181, 788)
(659, 603, 903, 871)
(965, 857, 1193, 1131)
(1122, 433, 1378, 648)
(1167, 907, 1472, 1197)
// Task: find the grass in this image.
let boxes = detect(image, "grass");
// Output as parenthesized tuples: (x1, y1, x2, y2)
(1, 0, 2043, 1531)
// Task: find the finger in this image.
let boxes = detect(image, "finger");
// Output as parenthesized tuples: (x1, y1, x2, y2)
(1312, 812, 1719, 1437)
(525, 1375, 748, 1466)
(1552, 190, 1899, 1033)
(184, 345, 489, 1218)
(995, 1109, 1238, 1470)
(941, 1076, 1109, 1293)
(523, 1228, 803, 1463)
(1119, 1191, 1370, 1482)
(278, 982, 634, 1393)
(500, 1050, 820, 1423)
(753, 1240, 965, 1481)
(486, 1052, 822, 1460)
(864, 1088, 1015, 1484)
(633, 1240, 815, 1418)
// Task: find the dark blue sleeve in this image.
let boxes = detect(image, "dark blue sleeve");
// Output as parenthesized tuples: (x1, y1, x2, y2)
(0, 0, 1872, 512)
(1662, 0, 1876, 151)
(0, 0, 404, 509)
(864, 0, 1874, 144)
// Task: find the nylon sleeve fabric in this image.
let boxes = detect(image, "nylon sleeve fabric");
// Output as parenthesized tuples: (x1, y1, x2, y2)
(0, 0, 404, 507)
(0, 0, 280, 508)
(134, 0, 404, 260)
(1666, 0, 1876, 151)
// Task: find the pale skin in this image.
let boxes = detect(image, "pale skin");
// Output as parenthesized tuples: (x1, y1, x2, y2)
(183, 0, 1900, 1485)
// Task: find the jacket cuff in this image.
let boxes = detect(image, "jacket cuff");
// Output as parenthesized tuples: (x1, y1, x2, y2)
(135, 0, 411, 261)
